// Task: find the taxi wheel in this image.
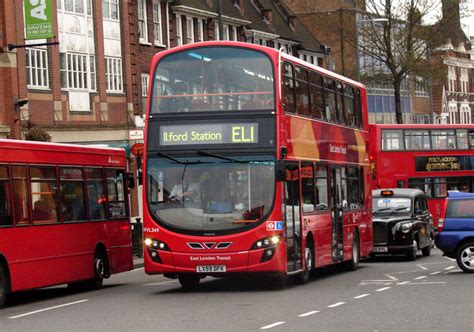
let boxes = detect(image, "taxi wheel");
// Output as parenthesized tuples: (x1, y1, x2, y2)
(407, 240, 418, 261)
(178, 274, 201, 289)
(456, 242, 474, 273)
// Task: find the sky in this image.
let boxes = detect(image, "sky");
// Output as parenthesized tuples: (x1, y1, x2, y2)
(460, 1, 474, 37)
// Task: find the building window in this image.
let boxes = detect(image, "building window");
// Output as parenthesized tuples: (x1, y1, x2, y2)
(460, 68, 468, 94)
(186, 16, 194, 44)
(60, 52, 95, 90)
(448, 66, 456, 92)
(415, 76, 429, 97)
(141, 73, 149, 97)
(63, 0, 85, 14)
(138, 0, 148, 43)
(196, 19, 204, 42)
(26, 48, 49, 89)
(105, 57, 123, 92)
(222, 24, 229, 40)
(102, 0, 119, 20)
(232, 26, 237, 41)
(152, 0, 163, 45)
(214, 21, 220, 40)
(176, 14, 183, 46)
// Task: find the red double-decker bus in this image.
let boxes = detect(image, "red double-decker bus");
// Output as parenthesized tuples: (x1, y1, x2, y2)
(369, 124, 474, 227)
(0, 140, 133, 307)
(143, 41, 372, 288)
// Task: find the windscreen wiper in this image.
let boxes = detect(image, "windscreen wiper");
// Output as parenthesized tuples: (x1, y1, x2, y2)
(373, 207, 392, 215)
(157, 151, 201, 164)
(196, 150, 246, 163)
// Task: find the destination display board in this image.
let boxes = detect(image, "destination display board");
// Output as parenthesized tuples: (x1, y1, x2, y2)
(159, 123, 258, 146)
(415, 156, 474, 172)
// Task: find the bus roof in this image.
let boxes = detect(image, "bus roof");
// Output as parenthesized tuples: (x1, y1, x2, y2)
(0, 139, 124, 156)
(149, 41, 365, 90)
(370, 124, 474, 130)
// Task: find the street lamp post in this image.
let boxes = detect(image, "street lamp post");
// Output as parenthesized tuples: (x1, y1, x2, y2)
(355, 17, 388, 82)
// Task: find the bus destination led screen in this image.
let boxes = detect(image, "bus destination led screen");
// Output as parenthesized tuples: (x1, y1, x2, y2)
(159, 123, 259, 146)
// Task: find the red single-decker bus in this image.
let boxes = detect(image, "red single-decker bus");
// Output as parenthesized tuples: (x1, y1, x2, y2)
(0, 139, 133, 307)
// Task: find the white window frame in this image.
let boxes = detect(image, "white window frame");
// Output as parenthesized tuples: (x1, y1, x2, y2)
(222, 24, 230, 41)
(141, 73, 150, 97)
(60, 52, 96, 91)
(102, 0, 119, 20)
(214, 21, 220, 40)
(186, 16, 194, 44)
(26, 48, 49, 89)
(196, 19, 204, 42)
(176, 14, 183, 46)
(105, 57, 123, 93)
(138, 0, 149, 43)
(152, 0, 163, 46)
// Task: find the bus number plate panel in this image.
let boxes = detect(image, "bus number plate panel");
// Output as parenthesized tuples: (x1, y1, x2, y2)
(196, 265, 226, 273)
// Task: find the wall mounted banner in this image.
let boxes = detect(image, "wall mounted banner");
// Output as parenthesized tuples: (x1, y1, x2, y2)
(24, 0, 54, 40)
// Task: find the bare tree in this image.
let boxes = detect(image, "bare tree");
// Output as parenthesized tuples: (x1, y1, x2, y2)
(361, 0, 468, 123)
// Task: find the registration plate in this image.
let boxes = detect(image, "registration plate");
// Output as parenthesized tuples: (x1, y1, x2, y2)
(196, 265, 226, 273)
(373, 246, 388, 253)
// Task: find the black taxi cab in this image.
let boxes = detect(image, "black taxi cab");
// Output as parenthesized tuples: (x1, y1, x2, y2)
(372, 189, 435, 260)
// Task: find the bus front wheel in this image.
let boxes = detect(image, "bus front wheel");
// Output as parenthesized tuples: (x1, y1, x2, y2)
(178, 274, 200, 290)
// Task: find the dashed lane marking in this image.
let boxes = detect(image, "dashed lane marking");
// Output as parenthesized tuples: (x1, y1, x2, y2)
(327, 302, 345, 308)
(354, 294, 370, 299)
(298, 311, 320, 317)
(430, 271, 441, 275)
(376, 287, 391, 292)
(417, 264, 428, 270)
(397, 281, 410, 285)
(260, 322, 285, 329)
(9, 299, 89, 319)
(414, 276, 427, 280)
(445, 266, 455, 270)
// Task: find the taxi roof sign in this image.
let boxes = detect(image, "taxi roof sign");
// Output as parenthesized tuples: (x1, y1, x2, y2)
(381, 189, 394, 196)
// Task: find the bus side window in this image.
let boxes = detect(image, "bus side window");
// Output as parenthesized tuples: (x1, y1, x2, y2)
(315, 165, 329, 211)
(335, 81, 344, 125)
(323, 77, 337, 123)
(0, 165, 13, 226)
(30, 166, 60, 224)
(309, 71, 324, 120)
(281, 62, 296, 113)
(12, 165, 30, 225)
(106, 169, 127, 219)
(85, 168, 107, 221)
(344, 86, 355, 127)
(294, 66, 310, 117)
(354, 88, 362, 128)
(60, 167, 86, 222)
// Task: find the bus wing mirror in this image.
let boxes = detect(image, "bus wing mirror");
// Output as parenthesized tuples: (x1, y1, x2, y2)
(127, 172, 135, 189)
(275, 160, 286, 182)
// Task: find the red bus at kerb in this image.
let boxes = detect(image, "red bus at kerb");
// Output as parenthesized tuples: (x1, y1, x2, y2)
(143, 41, 373, 288)
(0, 139, 133, 307)
(368, 124, 474, 228)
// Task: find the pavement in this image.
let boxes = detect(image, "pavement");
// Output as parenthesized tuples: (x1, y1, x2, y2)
(133, 256, 144, 269)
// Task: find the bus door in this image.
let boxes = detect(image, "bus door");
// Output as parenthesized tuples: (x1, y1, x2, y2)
(330, 166, 344, 262)
(284, 163, 303, 273)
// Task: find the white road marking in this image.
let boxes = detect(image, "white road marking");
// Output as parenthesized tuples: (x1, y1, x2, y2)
(397, 281, 410, 285)
(414, 276, 427, 280)
(405, 282, 446, 285)
(354, 294, 370, 299)
(445, 266, 455, 270)
(132, 267, 144, 271)
(327, 302, 345, 308)
(376, 287, 391, 292)
(430, 271, 441, 275)
(260, 322, 285, 329)
(9, 299, 89, 319)
(444, 257, 456, 262)
(417, 264, 428, 270)
(298, 311, 320, 317)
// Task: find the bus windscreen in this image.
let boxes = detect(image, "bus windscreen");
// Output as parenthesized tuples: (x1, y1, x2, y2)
(150, 46, 275, 113)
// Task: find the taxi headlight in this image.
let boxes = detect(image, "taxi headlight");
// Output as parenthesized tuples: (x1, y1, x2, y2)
(401, 222, 413, 233)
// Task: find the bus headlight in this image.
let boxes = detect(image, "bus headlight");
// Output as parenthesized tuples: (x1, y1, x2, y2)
(401, 223, 413, 233)
(144, 238, 170, 263)
(251, 235, 281, 250)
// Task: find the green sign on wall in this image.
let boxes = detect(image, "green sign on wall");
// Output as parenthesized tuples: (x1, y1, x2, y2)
(24, 0, 54, 40)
